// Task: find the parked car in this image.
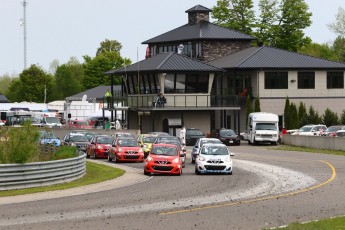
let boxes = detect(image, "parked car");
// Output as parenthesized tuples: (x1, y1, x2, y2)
(336, 126, 345, 137)
(86, 135, 113, 159)
(148, 131, 170, 136)
(136, 134, 158, 158)
(61, 132, 90, 153)
(291, 124, 327, 136)
(68, 120, 93, 129)
(239, 131, 248, 140)
(213, 128, 240, 145)
(38, 130, 61, 147)
(144, 143, 182, 176)
(191, 138, 222, 163)
(195, 143, 234, 175)
(321, 125, 342, 137)
(108, 137, 144, 163)
(186, 128, 205, 146)
(87, 116, 109, 127)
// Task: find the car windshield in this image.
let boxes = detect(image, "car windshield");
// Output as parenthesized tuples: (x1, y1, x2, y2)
(219, 129, 236, 136)
(76, 121, 89, 125)
(150, 146, 178, 156)
(255, 123, 277, 131)
(158, 141, 182, 150)
(201, 146, 229, 155)
(299, 126, 313, 132)
(97, 137, 113, 144)
(118, 139, 138, 147)
(40, 132, 57, 139)
(200, 139, 221, 147)
(45, 117, 60, 123)
(143, 136, 156, 143)
(325, 126, 339, 132)
(70, 135, 88, 142)
(186, 129, 203, 135)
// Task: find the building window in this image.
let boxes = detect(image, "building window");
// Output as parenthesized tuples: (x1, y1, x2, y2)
(264, 72, 288, 89)
(164, 73, 208, 93)
(298, 72, 315, 89)
(327, 71, 344, 89)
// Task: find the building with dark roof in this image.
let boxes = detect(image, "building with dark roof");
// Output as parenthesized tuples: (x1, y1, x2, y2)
(0, 94, 9, 103)
(105, 5, 345, 135)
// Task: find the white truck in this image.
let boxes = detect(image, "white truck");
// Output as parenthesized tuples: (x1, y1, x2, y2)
(247, 112, 279, 145)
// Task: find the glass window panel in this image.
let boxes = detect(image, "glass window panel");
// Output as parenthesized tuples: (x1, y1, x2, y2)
(264, 72, 288, 89)
(176, 74, 186, 93)
(298, 72, 315, 89)
(164, 74, 175, 93)
(327, 71, 344, 89)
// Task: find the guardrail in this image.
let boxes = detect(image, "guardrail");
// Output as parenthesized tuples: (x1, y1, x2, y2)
(0, 152, 86, 191)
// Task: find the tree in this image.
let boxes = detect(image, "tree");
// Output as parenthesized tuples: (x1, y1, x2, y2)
(245, 95, 253, 126)
(328, 7, 345, 37)
(254, 96, 261, 112)
(6, 65, 53, 103)
(254, 0, 279, 45)
(283, 97, 291, 129)
(53, 57, 84, 99)
(289, 102, 299, 129)
(96, 39, 122, 56)
(298, 102, 308, 127)
(0, 74, 17, 95)
(212, 0, 256, 35)
(322, 108, 339, 127)
(340, 110, 345, 125)
(6, 78, 22, 102)
(83, 40, 131, 90)
(332, 36, 345, 62)
(306, 106, 322, 125)
(298, 42, 339, 61)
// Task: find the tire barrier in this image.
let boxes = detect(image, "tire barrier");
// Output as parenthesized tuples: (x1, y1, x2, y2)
(0, 152, 86, 191)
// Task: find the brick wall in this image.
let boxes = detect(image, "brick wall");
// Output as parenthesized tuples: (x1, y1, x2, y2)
(202, 41, 252, 62)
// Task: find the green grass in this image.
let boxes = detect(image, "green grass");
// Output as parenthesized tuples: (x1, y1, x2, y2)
(272, 216, 345, 229)
(0, 161, 125, 197)
(271, 145, 345, 156)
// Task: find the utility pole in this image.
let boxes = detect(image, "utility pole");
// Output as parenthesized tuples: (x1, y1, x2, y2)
(21, 0, 27, 70)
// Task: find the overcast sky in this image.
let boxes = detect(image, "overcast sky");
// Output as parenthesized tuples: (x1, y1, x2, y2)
(0, 0, 344, 76)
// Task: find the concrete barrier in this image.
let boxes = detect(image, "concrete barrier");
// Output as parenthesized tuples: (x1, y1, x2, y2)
(0, 153, 86, 191)
(282, 135, 345, 151)
(50, 128, 139, 139)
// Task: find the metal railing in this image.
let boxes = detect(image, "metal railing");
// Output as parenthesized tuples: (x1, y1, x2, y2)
(103, 94, 240, 109)
(0, 152, 86, 191)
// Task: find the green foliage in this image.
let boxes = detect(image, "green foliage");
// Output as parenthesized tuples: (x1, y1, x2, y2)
(298, 102, 308, 127)
(283, 97, 290, 129)
(53, 59, 84, 99)
(306, 106, 322, 125)
(0, 122, 40, 164)
(298, 42, 340, 61)
(0, 74, 17, 95)
(96, 39, 122, 56)
(327, 7, 345, 37)
(212, 0, 312, 51)
(6, 65, 53, 103)
(212, 0, 256, 35)
(245, 95, 253, 126)
(289, 102, 299, 129)
(254, 96, 261, 112)
(340, 110, 345, 125)
(322, 108, 339, 126)
(51, 146, 77, 160)
(332, 36, 345, 62)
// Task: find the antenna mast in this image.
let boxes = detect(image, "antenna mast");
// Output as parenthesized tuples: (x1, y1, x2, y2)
(21, 0, 27, 70)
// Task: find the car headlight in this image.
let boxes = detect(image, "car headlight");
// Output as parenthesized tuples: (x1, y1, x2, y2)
(198, 156, 206, 161)
(225, 157, 232, 162)
(118, 148, 123, 153)
(71, 143, 76, 146)
(172, 158, 179, 163)
(97, 145, 103, 150)
(146, 156, 153, 162)
(139, 148, 144, 153)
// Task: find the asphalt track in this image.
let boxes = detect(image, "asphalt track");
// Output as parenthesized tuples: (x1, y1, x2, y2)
(0, 143, 344, 230)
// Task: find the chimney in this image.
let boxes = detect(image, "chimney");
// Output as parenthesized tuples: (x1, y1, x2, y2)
(185, 5, 212, 25)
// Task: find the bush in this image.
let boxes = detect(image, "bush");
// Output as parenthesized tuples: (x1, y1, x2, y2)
(50, 146, 78, 160)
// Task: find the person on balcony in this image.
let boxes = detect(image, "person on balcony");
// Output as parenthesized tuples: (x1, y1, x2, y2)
(105, 89, 112, 108)
(156, 93, 166, 107)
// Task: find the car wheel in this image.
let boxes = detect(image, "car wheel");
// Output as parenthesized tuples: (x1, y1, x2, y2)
(113, 155, 117, 163)
(229, 171, 233, 175)
(178, 168, 182, 176)
(107, 153, 112, 162)
(93, 152, 97, 159)
(144, 170, 150, 176)
(86, 153, 90, 159)
(191, 158, 195, 164)
(195, 166, 200, 175)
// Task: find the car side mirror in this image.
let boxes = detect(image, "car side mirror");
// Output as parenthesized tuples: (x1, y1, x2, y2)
(230, 152, 235, 157)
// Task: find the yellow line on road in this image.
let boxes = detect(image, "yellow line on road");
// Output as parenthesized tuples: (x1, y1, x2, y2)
(160, 160, 336, 215)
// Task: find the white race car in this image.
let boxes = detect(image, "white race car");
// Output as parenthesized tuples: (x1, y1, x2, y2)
(195, 143, 234, 175)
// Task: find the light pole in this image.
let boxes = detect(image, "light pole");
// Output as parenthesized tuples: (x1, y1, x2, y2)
(21, 0, 27, 70)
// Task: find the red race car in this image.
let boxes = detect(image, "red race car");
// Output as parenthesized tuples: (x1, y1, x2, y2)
(108, 137, 144, 163)
(86, 135, 113, 159)
(144, 143, 183, 176)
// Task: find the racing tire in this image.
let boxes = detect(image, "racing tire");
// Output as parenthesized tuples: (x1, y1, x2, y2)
(195, 167, 201, 175)
(144, 170, 150, 176)
(228, 171, 233, 175)
(86, 153, 90, 159)
(191, 158, 195, 164)
(178, 168, 182, 176)
(113, 155, 117, 163)
(93, 152, 97, 159)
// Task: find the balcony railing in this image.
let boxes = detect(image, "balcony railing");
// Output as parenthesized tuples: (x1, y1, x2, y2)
(103, 94, 240, 109)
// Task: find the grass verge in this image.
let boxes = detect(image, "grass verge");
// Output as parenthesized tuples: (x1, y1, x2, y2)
(0, 161, 124, 197)
(272, 215, 345, 229)
(271, 145, 345, 156)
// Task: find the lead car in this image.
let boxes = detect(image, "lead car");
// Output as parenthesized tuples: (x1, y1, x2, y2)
(195, 143, 234, 175)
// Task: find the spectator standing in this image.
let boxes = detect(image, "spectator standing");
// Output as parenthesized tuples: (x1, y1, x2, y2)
(115, 119, 122, 130)
(105, 89, 112, 108)
(180, 125, 186, 145)
(156, 93, 166, 107)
